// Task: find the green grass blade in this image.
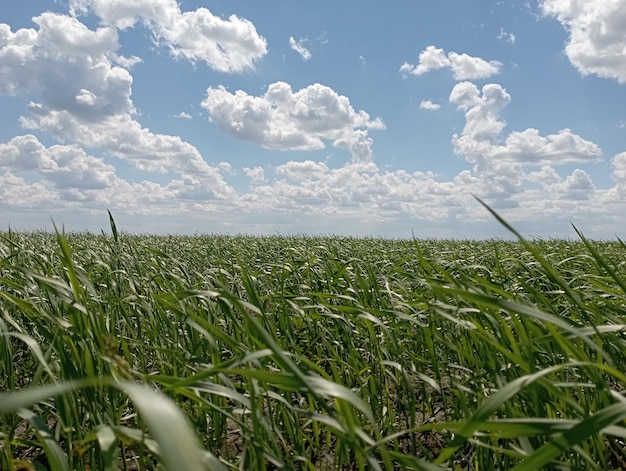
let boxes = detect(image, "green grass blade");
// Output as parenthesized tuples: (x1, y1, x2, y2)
(0, 381, 91, 414)
(107, 210, 119, 243)
(52, 222, 82, 302)
(17, 408, 70, 471)
(95, 426, 118, 471)
(572, 224, 626, 296)
(435, 365, 562, 464)
(511, 402, 626, 470)
(473, 196, 584, 308)
(121, 381, 226, 471)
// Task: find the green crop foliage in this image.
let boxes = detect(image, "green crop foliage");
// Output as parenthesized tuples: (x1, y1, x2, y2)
(1, 210, 626, 470)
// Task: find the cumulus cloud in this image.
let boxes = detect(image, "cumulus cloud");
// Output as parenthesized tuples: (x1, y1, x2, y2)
(499, 128, 603, 164)
(400, 45, 502, 80)
(0, 12, 229, 181)
(174, 111, 192, 119)
(612, 152, 626, 197)
(554, 168, 594, 199)
(526, 165, 561, 184)
(419, 99, 441, 111)
(276, 160, 330, 180)
(0, 134, 116, 190)
(243, 166, 265, 184)
(20, 108, 220, 175)
(527, 168, 595, 201)
(69, 0, 267, 73)
(541, 0, 626, 83)
(0, 172, 59, 208)
(447, 81, 602, 208)
(244, 161, 465, 218)
(201, 81, 385, 163)
(0, 134, 236, 216)
(218, 81, 617, 233)
(449, 81, 602, 166)
(0, 14, 133, 119)
(289, 36, 311, 61)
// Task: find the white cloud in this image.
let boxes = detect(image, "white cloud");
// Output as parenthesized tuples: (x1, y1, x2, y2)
(447, 81, 602, 208)
(612, 151, 626, 197)
(448, 52, 503, 80)
(527, 165, 561, 184)
(0, 172, 59, 208)
(400, 45, 502, 80)
(500, 128, 603, 164)
(450, 81, 510, 146)
(403, 46, 450, 76)
(0, 134, 236, 216)
(0, 13, 133, 119)
(450, 81, 602, 166)
(276, 160, 330, 180)
(0, 131, 620, 238)
(174, 111, 192, 119)
(20, 103, 218, 176)
(541, 0, 626, 83)
(0, 12, 229, 181)
(419, 99, 441, 111)
(69, 0, 267, 73)
(289, 36, 311, 61)
(243, 166, 265, 184)
(497, 27, 516, 44)
(544, 168, 594, 200)
(201, 81, 385, 163)
(0, 7, 247, 225)
(0, 134, 114, 188)
(243, 161, 467, 219)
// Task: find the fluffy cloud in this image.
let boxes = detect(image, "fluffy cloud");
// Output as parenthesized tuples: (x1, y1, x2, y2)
(447, 81, 603, 208)
(419, 99, 441, 111)
(243, 161, 467, 218)
(0, 8, 241, 223)
(0, 172, 59, 208)
(612, 152, 626, 197)
(400, 45, 502, 80)
(243, 166, 265, 184)
(289, 36, 311, 61)
(69, 0, 267, 72)
(542, 0, 626, 83)
(499, 128, 603, 165)
(0, 12, 227, 180)
(276, 160, 330, 180)
(0, 134, 236, 215)
(0, 14, 134, 118)
(0, 134, 116, 190)
(550, 168, 594, 200)
(20, 107, 216, 175)
(201, 81, 385, 162)
(450, 81, 602, 166)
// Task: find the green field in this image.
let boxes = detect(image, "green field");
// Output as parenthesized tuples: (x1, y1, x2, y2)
(2, 214, 626, 470)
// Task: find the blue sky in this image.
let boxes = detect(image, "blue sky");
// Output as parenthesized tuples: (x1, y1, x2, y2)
(1, 1, 625, 238)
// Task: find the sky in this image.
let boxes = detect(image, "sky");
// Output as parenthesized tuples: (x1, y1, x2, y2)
(0, 1, 625, 239)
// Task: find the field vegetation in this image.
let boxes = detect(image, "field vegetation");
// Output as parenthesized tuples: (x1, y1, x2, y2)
(2, 211, 626, 470)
